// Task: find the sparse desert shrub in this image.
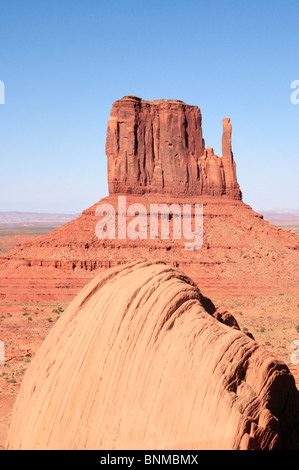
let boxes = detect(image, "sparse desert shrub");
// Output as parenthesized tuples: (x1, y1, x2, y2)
(52, 306, 64, 314)
(295, 325, 299, 333)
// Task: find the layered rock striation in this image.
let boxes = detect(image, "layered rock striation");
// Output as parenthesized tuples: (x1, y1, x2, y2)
(107, 96, 242, 199)
(6, 261, 299, 450)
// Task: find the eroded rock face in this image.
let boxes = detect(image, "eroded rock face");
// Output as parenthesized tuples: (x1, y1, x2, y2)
(106, 96, 242, 199)
(6, 261, 299, 450)
(1, 97, 298, 304)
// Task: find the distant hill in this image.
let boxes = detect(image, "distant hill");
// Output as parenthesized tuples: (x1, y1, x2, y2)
(0, 211, 80, 226)
(1, 209, 298, 228)
(261, 210, 299, 226)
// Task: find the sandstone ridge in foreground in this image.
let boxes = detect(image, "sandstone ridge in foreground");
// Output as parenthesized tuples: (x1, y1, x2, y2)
(6, 261, 299, 450)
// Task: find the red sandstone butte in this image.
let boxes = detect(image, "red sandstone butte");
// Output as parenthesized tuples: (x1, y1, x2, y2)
(106, 96, 241, 199)
(0, 97, 298, 303)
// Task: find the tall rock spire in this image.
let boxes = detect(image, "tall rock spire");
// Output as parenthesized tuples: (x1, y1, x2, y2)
(221, 117, 242, 199)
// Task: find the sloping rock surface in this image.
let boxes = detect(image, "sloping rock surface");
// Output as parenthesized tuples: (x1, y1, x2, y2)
(6, 261, 299, 450)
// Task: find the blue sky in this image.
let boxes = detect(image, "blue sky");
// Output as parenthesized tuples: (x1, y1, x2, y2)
(0, 0, 298, 213)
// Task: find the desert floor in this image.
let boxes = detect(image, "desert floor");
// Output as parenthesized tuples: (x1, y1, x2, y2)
(0, 224, 298, 449)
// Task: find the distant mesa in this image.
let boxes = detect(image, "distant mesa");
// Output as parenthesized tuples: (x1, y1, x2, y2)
(261, 210, 299, 228)
(107, 96, 242, 199)
(6, 261, 299, 450)
(0, 211, 80, 226)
